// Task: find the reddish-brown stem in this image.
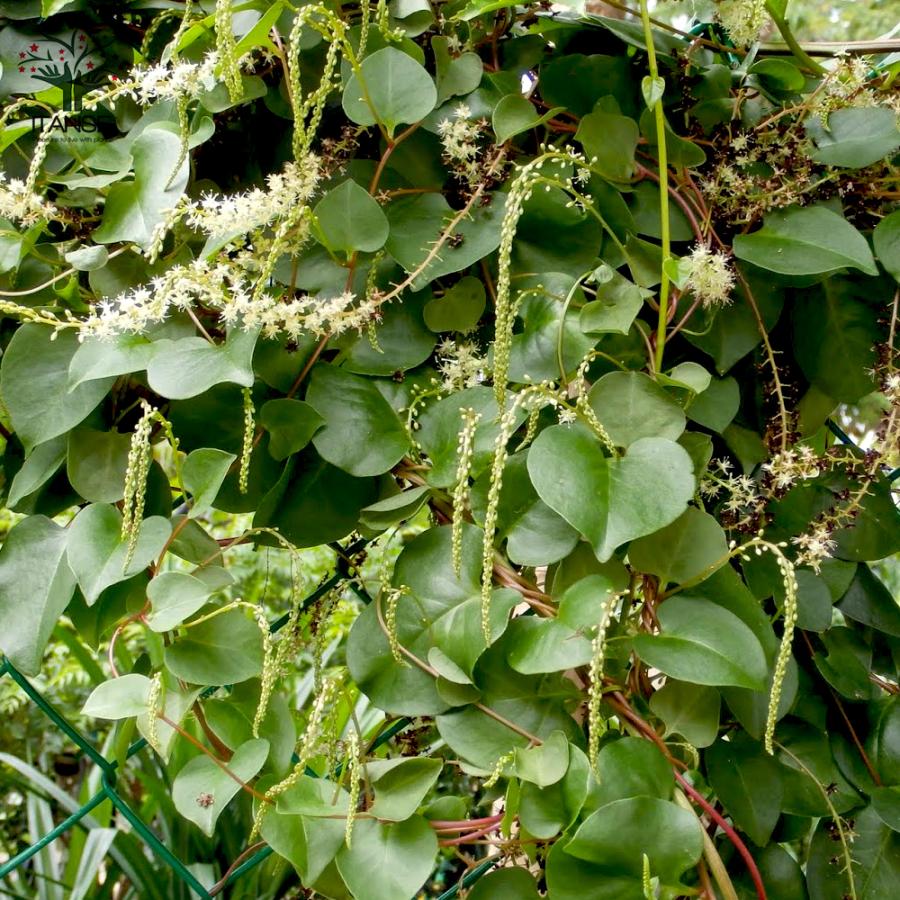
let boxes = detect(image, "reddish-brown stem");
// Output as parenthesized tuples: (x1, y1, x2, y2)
(373, 592, 542, 744)
(107, 604, 149, 678)
(439, 821, 502, 846)
(870, 673, 899, 695)
(193, 701, 233, 760)
(667, 293, 704, 341)
(605, 691, 687, 771)
(279, 127, 419, 407)
(159, 713, 269, 803)
(800, 632, 882, 785)
(678, 169, 711, 220)
(153, 514, 190, 574)
(546, 119, 578, 133)
(208, 841, 267, 896)
(369, 121, 420, 195)
(383, 187, 438, 197)
(489, 10, 503, 69)
(833, 691, 882, 786)
(285, 332, 330, 401)
(107, 627, 123, 678)
(636, 163, 705, 244)
(697, 857, 716, 900)
(430, 814, 504, 832)
(639, 320, 658, 374)
(480, 258, 498, 308)
(675, 772, 767, 900)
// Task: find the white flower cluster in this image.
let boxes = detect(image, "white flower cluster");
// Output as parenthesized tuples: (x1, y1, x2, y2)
(0, 173, 58, 226)
(83, 252, 378, 342)
(813, 54, 900, 118)
(884, 371, 900, 403)
(117, 52, 221, 105)
(83, 258, 242, 337)
(700, 458, 766, 529)
(715, 0, 768, 47)
(792, 522, 837, 572)
(437, 338, 487, 391)
(184, 155, 321, 240)
(227, 289, 380, 339)
(762, 445, 822, 490)
(685, 244, 735, 308)
(437, 103, 484, 189)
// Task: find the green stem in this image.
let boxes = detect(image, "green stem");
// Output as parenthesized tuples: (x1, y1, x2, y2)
(639, 0, 671, 373)
(764, 1, 828, 75)
(556, 271, 591, 386)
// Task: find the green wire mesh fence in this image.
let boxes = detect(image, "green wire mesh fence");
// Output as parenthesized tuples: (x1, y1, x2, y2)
(0, 550, 495, 900)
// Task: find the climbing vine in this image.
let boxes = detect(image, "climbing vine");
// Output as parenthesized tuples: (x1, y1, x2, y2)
(0, 0, 899, 898)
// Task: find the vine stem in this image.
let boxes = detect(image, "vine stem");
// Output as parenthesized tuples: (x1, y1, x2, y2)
(607, 691, 766, 900)
(638, 0, 671, 373)
(0, 246, 129, 299)
(158, 713, 270, 804)
(674, 772, 768, 900)
(776, 742, 857, 900)
(276, 120, 424, 406)
(372, 590, 541, 744)
(439, 821, 503, 846)
(431, 815, 504, 831)
(636, 162, 705, 244)
(208, 840, 267, 896)
(763, 1, 828, 75)
(734, 268, 790, 452)
(674, 788, 739, 900)
(596, 0, 747, 54)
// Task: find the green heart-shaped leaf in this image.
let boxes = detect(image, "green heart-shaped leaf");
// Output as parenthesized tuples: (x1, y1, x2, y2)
(82, 674, 152, 719)
(527, 424, 695, 561)
(733, 205, 877, 276)
(336, 816, 438, 900)
(147, 327, 258, 400)
(146, 571, 214, 632)
(313, 178, 389, 255)
(164, 609, 264, 685)
(94, 130, 189, 249)
(564, 797, 703, 888)
(173, 738, 269, 836)
(305, 364, 409, 477)
(259, 398, 324, 461)
(368, 758, 442, 821)
(347, 524, 518, 715)
(633, 597, 768, 690)
(0, 325, 114, 452)
(0, 516, 77, 676)
(66, 504, 172, 605)
(342, 47, 437, 137)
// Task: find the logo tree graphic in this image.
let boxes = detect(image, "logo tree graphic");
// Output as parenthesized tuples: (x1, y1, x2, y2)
(15, 30, 103, 110)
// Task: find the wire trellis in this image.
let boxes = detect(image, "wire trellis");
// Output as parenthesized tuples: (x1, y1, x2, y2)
(0, 554, 495, 899)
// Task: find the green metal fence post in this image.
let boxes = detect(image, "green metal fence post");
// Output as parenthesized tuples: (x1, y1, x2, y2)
(100, 774, 213, 899)
(0, 541, 499, 898)
(0, 790, 106, 880)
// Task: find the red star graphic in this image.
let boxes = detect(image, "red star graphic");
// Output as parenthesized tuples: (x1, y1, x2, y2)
(30, 43, 39, 51)
(18, 66, 25, 72)
(86, 61, 94, 69)
(30, 66, 36, 72)
(19, 51, 26, 58)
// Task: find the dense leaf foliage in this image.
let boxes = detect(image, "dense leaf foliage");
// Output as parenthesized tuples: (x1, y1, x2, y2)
(0, 0, 899, 898)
